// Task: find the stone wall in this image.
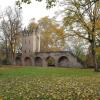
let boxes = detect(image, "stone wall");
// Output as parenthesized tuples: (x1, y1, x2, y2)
(33, 51, 83, 67)
(15, 51, 83, 67)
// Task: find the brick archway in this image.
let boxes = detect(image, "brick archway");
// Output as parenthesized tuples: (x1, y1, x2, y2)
(58, 56, 69, 67)
(35, 57, 43, 66)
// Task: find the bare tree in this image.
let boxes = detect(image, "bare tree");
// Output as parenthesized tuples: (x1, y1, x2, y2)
(0, 6, 22, 64)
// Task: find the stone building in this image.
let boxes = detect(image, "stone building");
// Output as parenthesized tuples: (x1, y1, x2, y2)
(15, 29, 83, 67)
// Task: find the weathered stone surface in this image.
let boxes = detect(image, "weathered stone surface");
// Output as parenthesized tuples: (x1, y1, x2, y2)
(15, 30, 83, 67)
(15, 51, 83, 67)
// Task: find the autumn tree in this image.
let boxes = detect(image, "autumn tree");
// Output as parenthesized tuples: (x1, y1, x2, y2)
(38, 17, 66, 51)
(66, 36, 88, 62)
(28, 18, 38, 33)
(27, 17, 66, 52)
(16, 0, 99, 9)
(0, 6, 22, 64)
(61, 0, 100, 71)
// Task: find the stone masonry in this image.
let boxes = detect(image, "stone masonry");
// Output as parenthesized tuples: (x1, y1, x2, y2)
(15, 29, 83, 67)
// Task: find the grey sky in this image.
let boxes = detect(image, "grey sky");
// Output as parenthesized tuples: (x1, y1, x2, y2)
(0, 0, 59, 26)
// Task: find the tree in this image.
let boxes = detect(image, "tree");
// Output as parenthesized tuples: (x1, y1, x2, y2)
(27, 17, 66, 52)
(66, 36, 88, 62)
(62, 0, 100, 71)
(16, 0, 99, 9)
(38, 17, 66, 51)
(0, 6, 22, 64)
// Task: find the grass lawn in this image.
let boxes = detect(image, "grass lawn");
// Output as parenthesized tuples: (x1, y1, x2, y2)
(0, 66, 100, 100)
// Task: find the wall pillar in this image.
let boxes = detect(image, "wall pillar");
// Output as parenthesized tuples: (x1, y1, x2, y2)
(42, 59, 47, 67)
(55, 59, 58, 67)
(32, 58, 35, 66)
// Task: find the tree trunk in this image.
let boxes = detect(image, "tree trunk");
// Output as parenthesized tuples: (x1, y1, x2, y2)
(91, 41, 98, 71)
(10, 44, 15, 65)
(5, 39, 9, 64)
(91, 1, 99, 72)
(11, 50, 16, 65)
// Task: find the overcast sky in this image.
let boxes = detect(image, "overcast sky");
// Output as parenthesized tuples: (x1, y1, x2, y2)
(0, 0, 60, 27)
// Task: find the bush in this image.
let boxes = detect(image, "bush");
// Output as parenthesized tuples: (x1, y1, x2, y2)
(2, 59, 11, 65)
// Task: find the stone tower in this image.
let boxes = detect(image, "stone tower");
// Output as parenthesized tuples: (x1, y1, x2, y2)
(21, 29, 40, 65)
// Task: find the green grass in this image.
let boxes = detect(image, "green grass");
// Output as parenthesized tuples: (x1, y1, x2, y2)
(0, 66, 99, 78)
(0, 66, 100, 100)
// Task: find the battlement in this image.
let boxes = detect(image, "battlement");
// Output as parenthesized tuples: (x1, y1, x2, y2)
(22, 29, 33, 36)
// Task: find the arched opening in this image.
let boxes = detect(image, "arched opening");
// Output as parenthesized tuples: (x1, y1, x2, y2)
(15, 57, 21, 65)
(58, 56, 69, 67)
(35, 57, 43, 66)
(46, 56, 55, 67)
(24, 57, 32, 66)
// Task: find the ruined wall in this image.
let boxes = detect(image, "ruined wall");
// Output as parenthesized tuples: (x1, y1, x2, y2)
(15, 51, 83, 67)
(33, 51, 83, 67)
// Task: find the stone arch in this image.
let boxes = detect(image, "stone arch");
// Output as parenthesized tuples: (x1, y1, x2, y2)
(34, 57, 43, 66)
(46, 56, 55, 67)
(24, 57, 32, 66)
(58, 56, 69, 67)
(15, 57, 21, 65)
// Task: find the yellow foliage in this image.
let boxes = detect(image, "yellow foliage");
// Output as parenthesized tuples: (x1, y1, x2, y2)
(0, 96, 3, 100)
(95, 47, 100, 53)
(28, 17, 66, 52)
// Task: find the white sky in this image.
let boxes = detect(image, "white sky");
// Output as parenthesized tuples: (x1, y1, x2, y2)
(0, 0, 59, 27)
